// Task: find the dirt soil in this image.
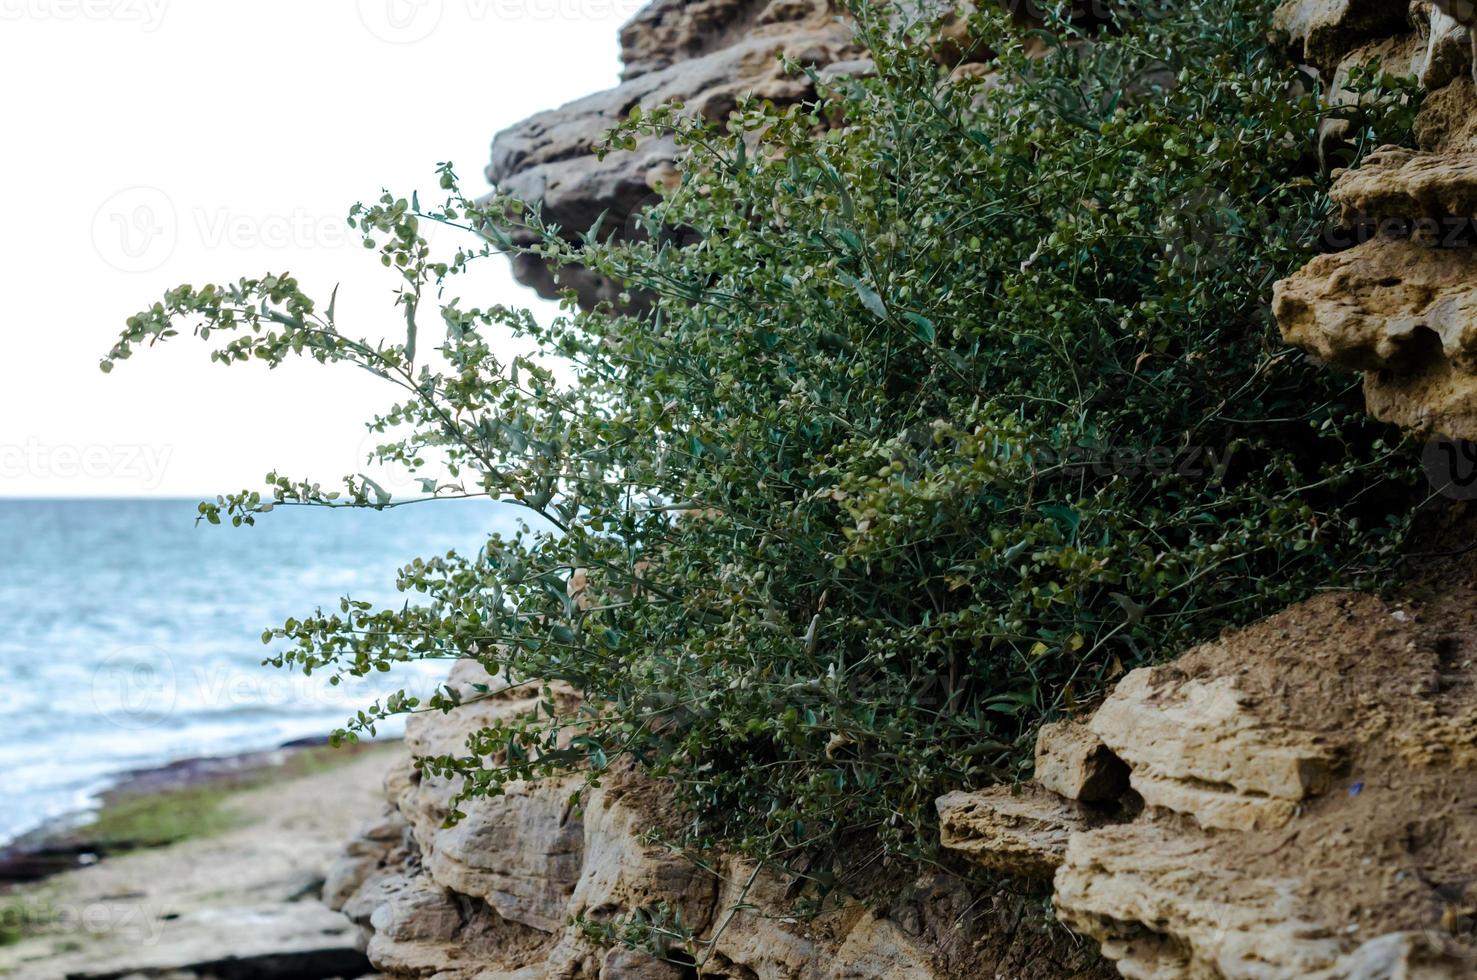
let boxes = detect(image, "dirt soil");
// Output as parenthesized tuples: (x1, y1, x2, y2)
(1129, 535, 1477, 962)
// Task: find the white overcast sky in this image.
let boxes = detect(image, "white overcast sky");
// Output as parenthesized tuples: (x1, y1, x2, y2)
(0, 0, 640, 497)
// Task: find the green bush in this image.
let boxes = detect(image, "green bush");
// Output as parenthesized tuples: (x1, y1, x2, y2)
(106, 0, 1421, 893)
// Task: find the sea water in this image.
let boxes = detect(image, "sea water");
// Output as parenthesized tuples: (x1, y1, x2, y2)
(0, 497, 523, 844)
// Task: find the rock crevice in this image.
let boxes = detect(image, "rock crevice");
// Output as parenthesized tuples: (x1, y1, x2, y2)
(1276, 0, 1477, 439)
(942, 586, 1477, 979)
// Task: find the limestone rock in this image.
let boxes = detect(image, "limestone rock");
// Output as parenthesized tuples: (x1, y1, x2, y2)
(1127, 769, 1298, 833)
(601, 946, 688, 979)
(1317, 32, 1430, 154)
(936, 784, 1107, 879)
(1275, 237, 1477, 438)
(1275, 1, 1477, 442)
(1034, 720, 1129, 802)
(1273, 0, 1415, 73)
(1088, 668, 1340, 807)
(33, 902, 371, 980)
(324, 804, 413, 912)
(945, 585, 1477, 978)
(1053, 821, 1349, 979)
(1055, 823, 1474, 979)
(422, 778, 585, 932)
(1416, 76, 1477, 151)
(485, 0, 861, 307)
(1418, 1, 1476, 89)
(334, 660, 1005, 978)
(1329, 144, 1477, 226)
(828, 913, 939, 980)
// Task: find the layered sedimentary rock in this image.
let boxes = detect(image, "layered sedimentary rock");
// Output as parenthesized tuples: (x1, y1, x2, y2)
(942, 576, 1477, 979)
(329, 661, 1115, 978)
(1275, 0, 1477, 439)
(935, 785, 1111, 880)
(485, 0, 865, 307)
(331, 3, 1477, 978)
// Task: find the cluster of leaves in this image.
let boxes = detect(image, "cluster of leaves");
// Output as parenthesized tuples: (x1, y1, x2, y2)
(106, 0, 1422, 898)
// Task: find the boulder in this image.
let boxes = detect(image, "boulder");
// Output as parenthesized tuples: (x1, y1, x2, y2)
(485, 0, 862, 307)
(1276, 237, 1477, 438)
(941, 584, 1477, 978)
(1034, 721, 1130, 803)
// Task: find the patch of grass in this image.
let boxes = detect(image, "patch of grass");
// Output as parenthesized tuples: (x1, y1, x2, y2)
(79, 785, 244, 852)
(0, 896, 54, 948)
(72, 742, 393, 854)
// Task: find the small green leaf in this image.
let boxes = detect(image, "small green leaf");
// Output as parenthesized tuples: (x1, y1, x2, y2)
(845, 276, 887, 320)
(903, 312, 935, 343)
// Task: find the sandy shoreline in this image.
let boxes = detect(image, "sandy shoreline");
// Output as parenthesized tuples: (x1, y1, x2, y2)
(0, 741, 397, 979)
(0, 739, 390, 884)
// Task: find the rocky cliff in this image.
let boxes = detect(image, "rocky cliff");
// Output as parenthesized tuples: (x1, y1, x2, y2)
(323, 2, 1477, 977)
(484, 0, 866, 308)
(326, 662, 1110, 979)
(1275, 0, 1477, 439)
(940, 550, 1477, 978)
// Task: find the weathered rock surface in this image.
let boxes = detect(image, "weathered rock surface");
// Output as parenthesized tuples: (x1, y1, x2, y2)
(331, 661, 1101, 978)
(1274, 0, 1419, 75)
(1034, 720, 1130, 803)
(0, 745, 398, 980)
(936, 785, 1109, 879)
(1275, 0, 1477, 438)
(485, 0, 863, 307)
(943, 574, 1477, 979)
(1276, 237, 1477, 436)
(1329, 143, 1477, 228)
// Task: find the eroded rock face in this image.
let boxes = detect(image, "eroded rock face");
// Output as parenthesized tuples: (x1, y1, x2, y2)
(942, 578, 1477, 979)
(1275, 0, 1477, 439)
(1276, 237, 1477, 436)
(935, 785, 1111, 879)
(1274, 0, 1418, 75)
(331, 661, 1044, 979)
(1034, 720, 1130, 803)
(485, 0, 863, 307)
